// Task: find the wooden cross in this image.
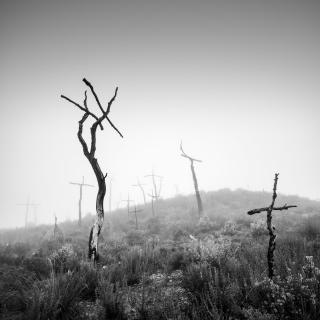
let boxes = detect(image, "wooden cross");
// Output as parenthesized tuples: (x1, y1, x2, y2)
(121, 193, 134, 219)
(129, 205, 143, 230)
(147, 189, 158, 217)
(248, 173, 297, 278)
(145, 169, 163, 201)
(70, 176, 94, 226)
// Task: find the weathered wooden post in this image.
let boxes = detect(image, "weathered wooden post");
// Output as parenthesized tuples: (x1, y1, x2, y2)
(248, 173, 297, 278)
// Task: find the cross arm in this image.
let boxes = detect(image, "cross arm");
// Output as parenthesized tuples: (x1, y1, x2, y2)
(248, 204, 297, 215)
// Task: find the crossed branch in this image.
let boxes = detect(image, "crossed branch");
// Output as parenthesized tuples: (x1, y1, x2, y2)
(61, 78, 123, 176)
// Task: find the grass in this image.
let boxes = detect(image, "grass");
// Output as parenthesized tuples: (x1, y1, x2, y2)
(0, 190, 320, 319)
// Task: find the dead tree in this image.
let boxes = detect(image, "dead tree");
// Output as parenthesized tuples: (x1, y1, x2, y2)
(61, 78, 123, 262)
(248, 173, 297, 278)
(180, 142, 203, 217)
(70, 176, 94, 226)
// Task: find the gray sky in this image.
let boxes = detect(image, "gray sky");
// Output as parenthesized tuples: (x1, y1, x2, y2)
(1, 0, 320, 228)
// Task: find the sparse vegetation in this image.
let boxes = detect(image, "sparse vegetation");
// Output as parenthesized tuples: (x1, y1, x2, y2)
(1, 190, 320, 319)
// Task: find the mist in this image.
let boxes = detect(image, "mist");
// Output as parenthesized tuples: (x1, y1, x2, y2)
(1, 0, 320, 228)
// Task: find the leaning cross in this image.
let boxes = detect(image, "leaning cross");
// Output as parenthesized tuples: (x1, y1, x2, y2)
(248, 173, 297, 278)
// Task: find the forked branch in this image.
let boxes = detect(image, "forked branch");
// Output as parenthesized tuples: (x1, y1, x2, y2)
(180, 141, 202, 163)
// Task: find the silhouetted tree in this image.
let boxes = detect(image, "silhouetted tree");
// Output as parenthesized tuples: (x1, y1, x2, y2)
(61, 78, 123, 262)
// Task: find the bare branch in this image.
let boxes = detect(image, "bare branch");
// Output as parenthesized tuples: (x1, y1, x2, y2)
(83, 78, 105, 115)
(78, 113, 90, 158)
(107, 87, 118, 114)
(104, 116, 123, 138)
(273, 204, 297, 211)
(84, 90, 88, 110)
(61, 94, 103, 130)
(180, 141, 202, 162)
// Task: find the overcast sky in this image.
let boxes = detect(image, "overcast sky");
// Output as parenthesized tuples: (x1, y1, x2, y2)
(1, 0, 319, 228)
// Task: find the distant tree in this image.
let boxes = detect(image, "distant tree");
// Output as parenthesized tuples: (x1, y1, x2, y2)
(180, 142, 203, 218)
(61, 79, 123, 263)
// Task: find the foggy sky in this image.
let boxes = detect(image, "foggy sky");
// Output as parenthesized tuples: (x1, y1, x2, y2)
(1, 0, 320, 228)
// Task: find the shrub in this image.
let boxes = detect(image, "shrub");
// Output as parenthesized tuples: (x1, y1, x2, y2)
(79, 263, 99, 301)
(0, 265, 35, 314)
(23, 256, 51, 279)
(50, 244, 80, 273)
(24, 271, 86, 320)
(97, 275, 127, 320)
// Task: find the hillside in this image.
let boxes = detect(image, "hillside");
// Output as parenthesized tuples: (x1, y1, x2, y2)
(1, 189, 320, 319)
(1, 189, 319, 246)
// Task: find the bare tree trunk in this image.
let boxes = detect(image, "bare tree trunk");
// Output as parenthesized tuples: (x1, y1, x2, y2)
(180, 142, 203, 218)
(190, 161, 203, 217)
(88, 158, 106, 261)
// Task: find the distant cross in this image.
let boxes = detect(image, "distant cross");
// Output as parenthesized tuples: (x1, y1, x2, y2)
(145, 169, 163, 201)
(129, 205, 143, 230)
(248, 173, 297, 278)
(132, 178, 147, 205)
(17, 198, 39, 228)
(70, 176, 94, 226)
(147, 189, 157, 216)
(122, 193, 134, 219)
